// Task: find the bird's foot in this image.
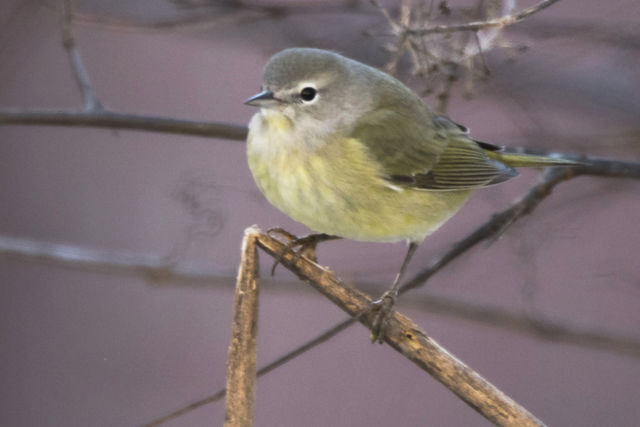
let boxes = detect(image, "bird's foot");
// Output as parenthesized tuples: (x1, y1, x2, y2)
(369, 290, 398, 343)
(267, 227, 338, 275)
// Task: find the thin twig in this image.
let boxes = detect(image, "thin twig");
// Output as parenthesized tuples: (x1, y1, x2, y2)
(394, 160, 640, 296)
(370, 0, 556, 105)
(61, 0, 103, 111)
(143, 318, 356, 427)
(2, 108, 636, 159)
(0, 234, 232, 283)
(145, 292, 640, 427)
(0, 110, 247, 141)
(405, 0, 561, 35)
(404, 293, 640, 358)
(399, 167, 577, 295)
(224, 227, 260, 427)
(435, 71, 457, 114)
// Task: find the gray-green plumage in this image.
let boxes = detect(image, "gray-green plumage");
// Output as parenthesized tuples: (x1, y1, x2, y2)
(245, 48, 577, 339)
(245, 47, 576, 244)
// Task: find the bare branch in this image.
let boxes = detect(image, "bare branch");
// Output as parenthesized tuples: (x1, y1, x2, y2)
(144, 286, 640, 425)
(405, 293, 640, 358)
(254, 231, 546, 427)
(398, 160, 640, 297)
(406, 0, 562, 35)
(369, 0, 562, 106)
(2, 3, 251, 143)
(3, 202, 640, 358)
(164, 159, 634, 425)
(224, 227, 260, 427)
(571, 157, 640, 179)
(143, 318, 356, 427)
(12, 229, 635, 427)
(72, 8, 270, 32)
(61, 0, 103, 111)
(70, 0, 370, 32)
(399, 167, 575, 295)
(0, 110, 247, 141)
(5, 158, 640, 426)
(0, 234, 230, 283)
(146, 230, 551, 426)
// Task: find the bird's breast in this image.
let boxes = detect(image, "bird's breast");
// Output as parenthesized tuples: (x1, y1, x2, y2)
(246, 111, 471, 242)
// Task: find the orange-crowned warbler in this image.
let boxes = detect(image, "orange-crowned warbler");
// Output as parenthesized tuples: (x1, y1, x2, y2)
(245, 48, 575, 340)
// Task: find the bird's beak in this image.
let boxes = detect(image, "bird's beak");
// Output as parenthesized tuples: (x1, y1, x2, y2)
(244, 90, 278, 107)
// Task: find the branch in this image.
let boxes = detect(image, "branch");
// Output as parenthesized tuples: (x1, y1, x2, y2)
(404, 294, 640, 358)
(145, 230, 553, 427)
(0, 234, 230, 283)
(224, 227, 260, 427)
(61, 0, 103, 111)
(144, 159, 638, 426)
(0, 110, 247, 141)
(572, 156, 640, 179)
(1, 1, 251, 143)
(5, 158, 639, 426)
(405, 0, 562, 35)
(399, 167, 572, 295)
(253, 231, 546, 427)
(3, 229, 639, 360)
(70, 0, 370, 32)
(399, 160, 640, 296)
(369, 0, 562, 109)
(143, 318, 356, 427)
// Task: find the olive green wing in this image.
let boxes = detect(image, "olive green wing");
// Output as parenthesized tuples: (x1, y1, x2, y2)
(407, 137, 518, 190)
(348, 108, 448, 177)
(351, 110, 517, 190)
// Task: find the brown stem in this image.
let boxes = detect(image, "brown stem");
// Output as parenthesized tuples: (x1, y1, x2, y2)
(255, 231, 546, 426)
(223, 227, 260, 427)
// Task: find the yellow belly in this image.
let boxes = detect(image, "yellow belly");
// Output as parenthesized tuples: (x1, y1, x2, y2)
(246, 112, 470, 243)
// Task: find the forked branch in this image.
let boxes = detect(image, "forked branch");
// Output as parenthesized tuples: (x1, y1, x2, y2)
(251, 229, 546, 426)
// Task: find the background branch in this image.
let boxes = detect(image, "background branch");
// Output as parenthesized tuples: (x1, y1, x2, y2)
(369, 0, 564, 108)
(61, 0, 103, 111)
(3, 230, 639, 360)
(143, 318, 356, 427)
(406, 0, 561, 35)
(0, 110, 247, 141)
(69, 0, 370, 32)
(405, 293, 640, 358)
(3, 1, 638, 425)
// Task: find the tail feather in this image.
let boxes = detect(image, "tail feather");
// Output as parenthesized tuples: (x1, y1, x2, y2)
(486, 151, 581, 168)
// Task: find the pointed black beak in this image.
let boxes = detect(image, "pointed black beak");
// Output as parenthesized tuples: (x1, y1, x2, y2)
(244, 90, 277, 107)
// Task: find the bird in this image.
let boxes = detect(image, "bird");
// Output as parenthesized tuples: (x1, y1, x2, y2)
(244, 47, 576, 340)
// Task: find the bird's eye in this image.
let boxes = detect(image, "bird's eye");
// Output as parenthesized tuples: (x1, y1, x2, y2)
(300, 87, 317, 102)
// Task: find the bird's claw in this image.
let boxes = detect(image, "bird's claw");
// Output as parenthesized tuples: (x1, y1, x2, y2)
(266, 228, 334, 275)
(369, 290, 397, 343)
(267, 227, 298, 243)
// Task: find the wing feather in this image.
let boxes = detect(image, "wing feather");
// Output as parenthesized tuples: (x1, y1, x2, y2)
(349, 109, 517, 191)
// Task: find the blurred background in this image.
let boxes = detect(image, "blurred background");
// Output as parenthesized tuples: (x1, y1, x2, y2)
(1, 0, 639, 426)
